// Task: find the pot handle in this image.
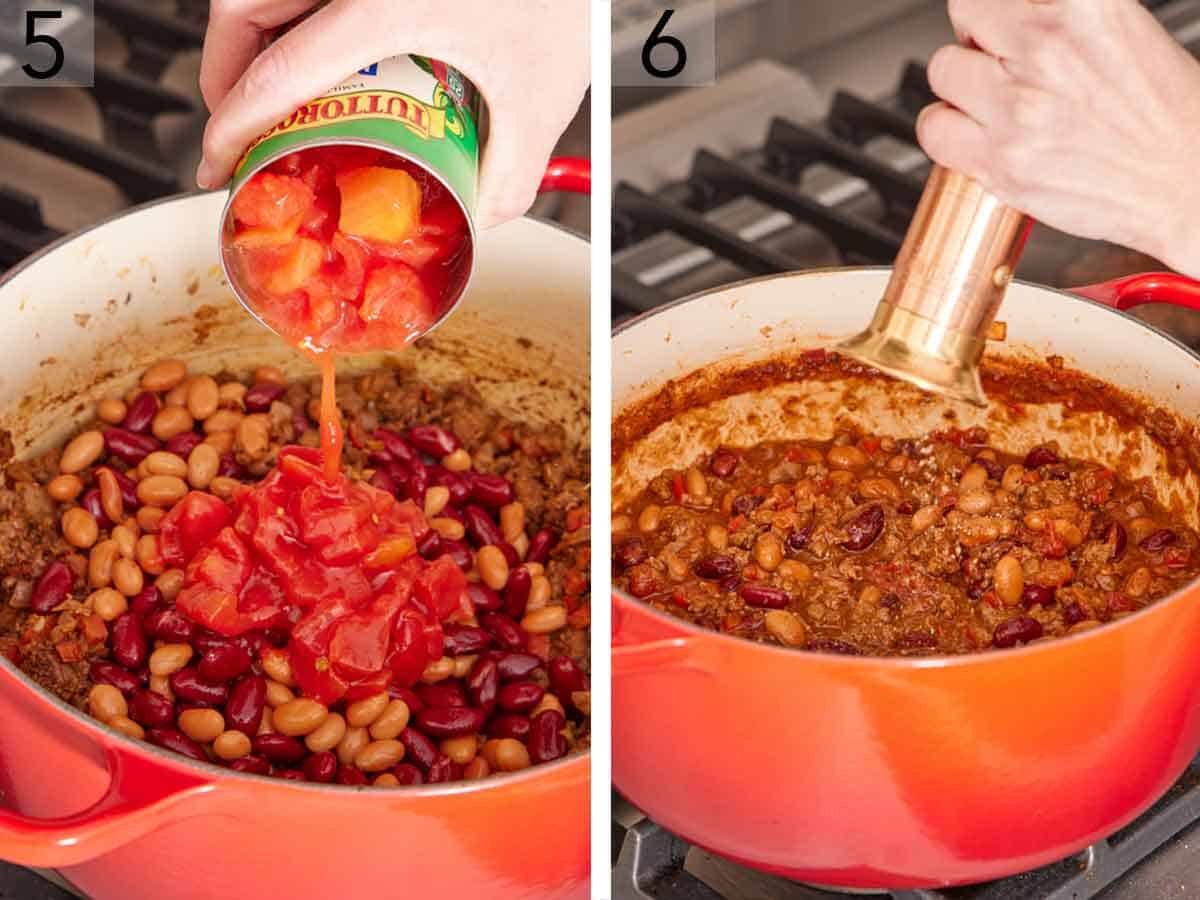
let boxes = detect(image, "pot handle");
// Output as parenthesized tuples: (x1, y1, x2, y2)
(539, 157, 591, 195)
(0, 746, 221, 867)
(611, 636, 717, 677)
(1069, 272, 1200, 311)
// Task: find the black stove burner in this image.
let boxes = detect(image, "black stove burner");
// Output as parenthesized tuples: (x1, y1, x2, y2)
(0, 0, 206, 268)
(614, 755, 1200, 899)
(611, 59, 936, 319)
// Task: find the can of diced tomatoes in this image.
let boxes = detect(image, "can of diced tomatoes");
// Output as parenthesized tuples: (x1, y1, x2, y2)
(218, 55, 482, 354)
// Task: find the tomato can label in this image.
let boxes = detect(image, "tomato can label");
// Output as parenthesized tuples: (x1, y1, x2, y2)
(230, 55, 481, 214)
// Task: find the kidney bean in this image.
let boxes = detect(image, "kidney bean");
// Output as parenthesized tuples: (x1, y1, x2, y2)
(190, 630, 231, 654)
(400, 727, 439, 770)
(467, 657, 499, 714)
(442, 624, 492, 656)
(1021, 584, 1056, 609)
(371, 429, 415, 467)
(425, 754, 456, 783)
(225, 675, 267, 736)
(469, 473, 514, 508)
(170, 667, 229, 707)
(144, 607, 194, 643)
(732, 494, 764, 516)
(416, 682, 467, 709)
(369, 469, 398, 495)
(503, 566, 532, 618)
(1062, 601, 1087, 626)
(416, 530, 442, 560)
(416, 706, 486, 738)
(252, 733, 306, 765)
(487, 713, 531, 742)
(407, 425, 459, 458)
(165, 430, 204, 459)
(992, 615, 1043, 648)
(497, 542, 520, 568)
(438, 539, 473, 571)
(104, 427, 160, 465)
(480, 612, 528, 651)
(1103, 521, 1128, 561)
(129, 585, 163, 615)
(302, 750, 338, 783)
(110, 613, 148, 670)
(225, 754, 270, 776)
(392, 763, 424, 785)
(525, 529, 556, 565)
(1023, 446, 1059, 469)
(30, 560, 73, 614)
(614, 535, 652, 571)
(528, 710, 568, 764)
(122, 392, 158, 434)
(462, 504, 505, 548)
(276, 769, 306, 782)
(387, 685, 424, 714)
(739, 584, 790, 609)
(710, 449, 739, 478)
(198, 643, 252, 683)
(785, 527, 812, 555)
(217, 454, 243, 478)
(333, 765, 366, 785)
(693, 555, 737, 580)
(467, 582, 502, 612)
(548, 656, 586, 702)
(105, 469, 139, 511)
(80, 490, 112, 529)
(146, 727, 206, 762)
(498, 681, 544, 713)
(1140, 529, 1178, 552)
(430, 467, 471, 507)
(496, 652, 542, 682)
(244, 382, 285, 413)
(91, 660, 143, 694)
(842, 505, 885, 552)
(128, 688, 174, 727)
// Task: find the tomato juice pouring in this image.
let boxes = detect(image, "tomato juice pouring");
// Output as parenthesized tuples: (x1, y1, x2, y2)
(218, 54, 480, 476)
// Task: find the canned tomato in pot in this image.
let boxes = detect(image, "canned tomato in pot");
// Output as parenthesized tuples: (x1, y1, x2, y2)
(219, 55, 481, 354)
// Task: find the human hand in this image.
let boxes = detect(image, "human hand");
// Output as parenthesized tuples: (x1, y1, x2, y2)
(197, 0, 589, 228)
(917, 0, 1200, 278)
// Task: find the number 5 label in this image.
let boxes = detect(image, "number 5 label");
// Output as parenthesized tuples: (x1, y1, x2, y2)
(0, 1, 95, 86)
(613, 2, 716, 87)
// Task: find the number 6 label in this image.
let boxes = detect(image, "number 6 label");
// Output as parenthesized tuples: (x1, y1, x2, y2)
(1, 1, 95, 86)
(613, 2, 716, 88)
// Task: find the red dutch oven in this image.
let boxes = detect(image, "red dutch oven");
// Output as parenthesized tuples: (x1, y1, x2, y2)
(0, 160, 590, 899)
(612, 267, 1200, 889)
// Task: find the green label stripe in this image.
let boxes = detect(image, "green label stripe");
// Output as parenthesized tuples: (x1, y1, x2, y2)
(231, 75, 480, 213)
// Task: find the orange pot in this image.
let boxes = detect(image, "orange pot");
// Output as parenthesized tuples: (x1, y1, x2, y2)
(612, 268, 1200, 889)
(0, 171, 590, 899)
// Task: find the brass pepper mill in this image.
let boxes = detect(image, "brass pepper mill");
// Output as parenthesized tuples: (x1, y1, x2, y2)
(836, 165, 1032, 407)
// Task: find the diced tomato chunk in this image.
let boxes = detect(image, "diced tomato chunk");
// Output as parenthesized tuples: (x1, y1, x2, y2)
(336, 166, 421, 244)
(358, 263, 435, 338)
(264, 237, 324, 295)
(231, 173, 315, 230)
(160, 492, 233, 567)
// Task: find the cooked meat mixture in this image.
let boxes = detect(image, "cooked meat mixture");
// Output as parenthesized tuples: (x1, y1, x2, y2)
(613, 428, 1197, 655)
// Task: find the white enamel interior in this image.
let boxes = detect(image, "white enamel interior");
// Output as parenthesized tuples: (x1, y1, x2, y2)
(0, 192, 589, 457)
(613, 268, 1200, 528)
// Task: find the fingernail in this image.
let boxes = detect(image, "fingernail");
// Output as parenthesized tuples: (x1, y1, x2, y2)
(195, 158, 214, 190)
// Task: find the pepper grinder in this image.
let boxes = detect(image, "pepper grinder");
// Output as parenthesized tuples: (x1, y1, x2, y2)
(836, 165, 1033, 407)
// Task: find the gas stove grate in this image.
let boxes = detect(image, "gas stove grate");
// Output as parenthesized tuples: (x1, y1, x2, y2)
(614, 754, 1200, 900)
(0, 0, 206, 268)
(611, 59, 935, 317)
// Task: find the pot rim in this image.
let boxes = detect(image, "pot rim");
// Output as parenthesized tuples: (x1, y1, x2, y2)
(0, 192, 590, 794)
(611, 265, 1200, 671)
